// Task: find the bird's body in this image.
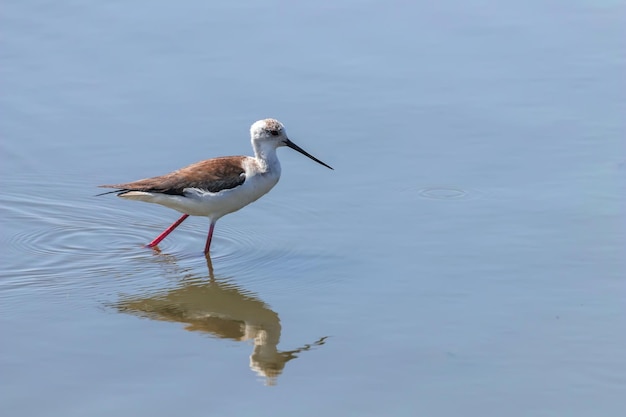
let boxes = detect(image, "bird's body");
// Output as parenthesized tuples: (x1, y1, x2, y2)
(110, 156, 281, 219)
(99, 118, 332, 254)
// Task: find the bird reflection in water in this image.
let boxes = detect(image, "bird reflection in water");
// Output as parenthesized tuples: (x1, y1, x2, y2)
(113, 253, 328, 385)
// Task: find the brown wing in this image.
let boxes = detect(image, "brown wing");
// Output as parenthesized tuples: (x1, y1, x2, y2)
(99, 156, 247, 196)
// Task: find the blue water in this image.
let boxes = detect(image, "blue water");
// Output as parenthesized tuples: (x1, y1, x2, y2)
(1, 1, 624, 416)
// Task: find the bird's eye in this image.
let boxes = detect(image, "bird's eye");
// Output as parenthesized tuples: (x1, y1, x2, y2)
(269, 130, 280, 136)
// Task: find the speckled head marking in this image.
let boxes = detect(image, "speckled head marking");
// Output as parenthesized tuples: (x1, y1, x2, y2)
(250, 118, 286, 140)
(263, 118, 283, 133)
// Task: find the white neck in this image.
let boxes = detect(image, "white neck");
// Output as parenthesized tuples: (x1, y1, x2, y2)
(252, 140, 281, 174)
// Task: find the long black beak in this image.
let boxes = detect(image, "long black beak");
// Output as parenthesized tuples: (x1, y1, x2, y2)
(284, 138, 334, 170)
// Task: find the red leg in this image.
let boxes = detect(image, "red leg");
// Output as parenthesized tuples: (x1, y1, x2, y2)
(204, 221, 216, 254)
(145, 214, 189, 248)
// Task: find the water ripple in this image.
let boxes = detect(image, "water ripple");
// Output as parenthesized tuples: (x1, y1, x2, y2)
(416, 186, 486, 201)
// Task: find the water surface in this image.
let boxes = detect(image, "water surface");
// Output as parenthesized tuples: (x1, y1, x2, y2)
(1, 1, 624, 416)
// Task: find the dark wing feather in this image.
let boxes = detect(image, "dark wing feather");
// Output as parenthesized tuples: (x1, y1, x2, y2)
(98, 156, 247, 196)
